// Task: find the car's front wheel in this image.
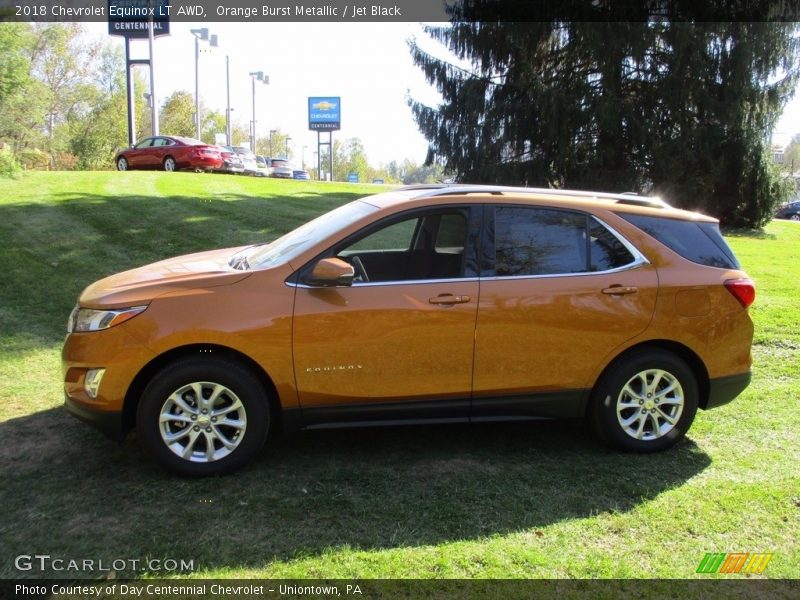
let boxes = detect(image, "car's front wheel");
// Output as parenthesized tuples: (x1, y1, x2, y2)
(137, 357, 270, 476)
(589, 349, 698, 453)
(117, 157, 128, 171)
(791, 214, 800, 222)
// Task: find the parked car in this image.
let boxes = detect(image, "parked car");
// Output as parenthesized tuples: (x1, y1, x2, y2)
(774, 200, 800, 221)
(292, 169, 311, 180)
(63, 184, 754, 475)
(213, 146, 244, 174)
(226, 146, 258, 175)
(115, 136, 222, 172)
(256, 156, 272, 177)
(270, 158, 293, 178)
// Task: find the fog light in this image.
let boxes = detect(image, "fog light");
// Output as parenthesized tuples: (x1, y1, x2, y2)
(84, 368, 105, 399)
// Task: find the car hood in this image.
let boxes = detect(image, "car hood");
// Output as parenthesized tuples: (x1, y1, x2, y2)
(80, 246, 252, 309)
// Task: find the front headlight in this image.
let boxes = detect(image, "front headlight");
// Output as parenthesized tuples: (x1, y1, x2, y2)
(67, 305, 148, 333)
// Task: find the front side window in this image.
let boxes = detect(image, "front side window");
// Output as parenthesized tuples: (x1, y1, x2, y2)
(134, 138, 153, 149)
(334, 209, 471, 283)
(485, 206, 638, 277)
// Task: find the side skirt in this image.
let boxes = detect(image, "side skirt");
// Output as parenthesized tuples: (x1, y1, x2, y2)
(280, 389, 589, 435)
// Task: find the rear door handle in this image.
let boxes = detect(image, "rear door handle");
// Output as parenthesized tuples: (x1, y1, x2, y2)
(602, 285, 638, 296)
(429, 294, 471, 305)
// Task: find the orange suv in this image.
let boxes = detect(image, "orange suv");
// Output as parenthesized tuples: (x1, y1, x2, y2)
(62, 185, 754, 475)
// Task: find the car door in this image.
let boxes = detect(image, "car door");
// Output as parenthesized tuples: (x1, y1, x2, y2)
(148, 137, 171, 167)
(292, 206, 481, 425)
(127, 138, 153, 168)
(472, 205, 659, 418)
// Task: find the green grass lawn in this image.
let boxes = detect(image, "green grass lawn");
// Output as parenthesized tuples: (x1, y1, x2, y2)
(0, 171, 797, 580)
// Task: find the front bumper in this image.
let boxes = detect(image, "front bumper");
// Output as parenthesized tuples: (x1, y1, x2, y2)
(62, 325, 156, 440)
(705, 371, 752, 409)
(64, 394, 125, 441)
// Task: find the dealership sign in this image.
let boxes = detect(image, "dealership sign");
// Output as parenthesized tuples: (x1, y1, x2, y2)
(108, 0, 170, 38)
(308, 97, 341, 131)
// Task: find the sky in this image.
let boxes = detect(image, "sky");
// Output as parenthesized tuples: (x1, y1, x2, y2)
(84, 21, 800, 166)
(84, 21, 444, 166)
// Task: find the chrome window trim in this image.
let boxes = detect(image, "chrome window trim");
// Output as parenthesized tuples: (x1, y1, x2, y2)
(592, 215, 650, 267)
(285, 211, 651, 289)
(287, 277, 481, 289)
(479, 258, 647, 282)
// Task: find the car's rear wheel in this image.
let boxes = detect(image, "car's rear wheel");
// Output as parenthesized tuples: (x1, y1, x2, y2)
(589, 350, 698, 453)
(117, 157, 128, 171)
(163, 156, 177, 172)
(137, 357, 270, 476)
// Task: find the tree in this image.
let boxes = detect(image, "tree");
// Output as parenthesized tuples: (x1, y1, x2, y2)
(159, 91, 196, 138)
(333, 137, 370, 181)
(257, 129, 292, 159)
(409, 5, 800, 227)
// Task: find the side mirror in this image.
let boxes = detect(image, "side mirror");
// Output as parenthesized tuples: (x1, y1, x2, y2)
(305, 257, 354, 287)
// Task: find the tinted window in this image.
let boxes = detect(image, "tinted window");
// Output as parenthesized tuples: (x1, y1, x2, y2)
(134, 139, 153, 149)
(492, 207, 587, 276)
(619, 214, 740, 269)
(589, 217, 636, 271)
(435, 213, 467, 251)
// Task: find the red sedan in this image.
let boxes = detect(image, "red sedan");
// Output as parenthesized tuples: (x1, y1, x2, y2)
(115, 136, 223, 172)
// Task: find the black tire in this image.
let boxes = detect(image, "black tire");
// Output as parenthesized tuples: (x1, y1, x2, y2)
(137, 357, 270, 476)
(588, 349, 698, 453)
(163, 156, 177, 172)
(117, 156, 128, 171)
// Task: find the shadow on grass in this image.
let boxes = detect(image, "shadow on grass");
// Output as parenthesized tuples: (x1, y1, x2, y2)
(0, 405, 711, 578)
(724, 227, 777, 240)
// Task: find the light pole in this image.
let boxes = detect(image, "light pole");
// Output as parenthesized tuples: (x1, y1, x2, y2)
(313, 151, 318, 179)
(191, 28, 218, 140)
(285, 136, 292, 159)
(249, 71, 269, 153)
(147, 0, 158, 136)
(225, 55, 232, 146)
(269, 129, 277, 157)
(302, 145, 308, 170)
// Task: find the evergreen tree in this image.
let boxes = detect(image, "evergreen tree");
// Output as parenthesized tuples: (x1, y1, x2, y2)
(409, 4, 800, 226)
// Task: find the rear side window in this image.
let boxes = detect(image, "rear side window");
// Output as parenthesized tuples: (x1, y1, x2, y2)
(589, 217, 636, 271)
(619, 214, 740, 269)
(487, 207, 638, 277)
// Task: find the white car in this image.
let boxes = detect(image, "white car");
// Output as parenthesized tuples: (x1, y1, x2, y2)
(270, 158, 293, 178)
(226, 146, 259, 176)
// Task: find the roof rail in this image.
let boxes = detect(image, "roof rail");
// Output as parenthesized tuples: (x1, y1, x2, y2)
(395, 183, 670, 209)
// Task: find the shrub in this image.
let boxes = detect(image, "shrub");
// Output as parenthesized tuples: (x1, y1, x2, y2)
(0, 148, 22, 179)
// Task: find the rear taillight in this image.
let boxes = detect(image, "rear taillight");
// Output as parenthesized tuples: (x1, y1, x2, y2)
(724, 278, 755, 309)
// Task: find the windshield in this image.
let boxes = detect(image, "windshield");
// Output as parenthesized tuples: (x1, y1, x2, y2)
(245, 200, 377, 268)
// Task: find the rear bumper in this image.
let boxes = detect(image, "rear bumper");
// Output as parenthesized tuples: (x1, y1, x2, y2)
(705, 371, 752, 409)
(65, 395, 125, 441)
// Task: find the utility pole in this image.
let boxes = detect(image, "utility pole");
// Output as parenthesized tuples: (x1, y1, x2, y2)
(147, 0, 158, 136)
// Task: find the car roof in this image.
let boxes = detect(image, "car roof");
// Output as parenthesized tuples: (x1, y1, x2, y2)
(360, 184, 717, 222)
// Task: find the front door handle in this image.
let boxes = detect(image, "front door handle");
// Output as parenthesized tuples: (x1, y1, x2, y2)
(602, 285, 638, 296)
(429, 294, 471, 305)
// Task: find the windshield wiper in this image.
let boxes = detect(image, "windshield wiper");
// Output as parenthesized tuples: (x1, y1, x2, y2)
(228, 254, 250, 270)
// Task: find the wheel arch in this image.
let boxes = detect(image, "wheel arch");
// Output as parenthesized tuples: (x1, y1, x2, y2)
(590, 340, 710, 413)
(122, 343, 282, 435)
